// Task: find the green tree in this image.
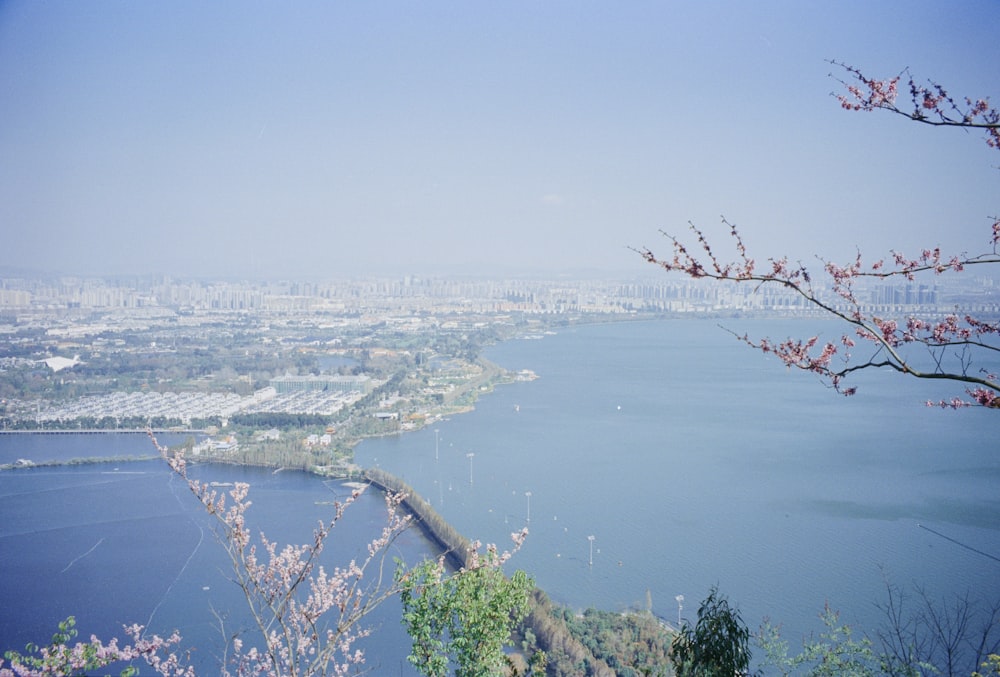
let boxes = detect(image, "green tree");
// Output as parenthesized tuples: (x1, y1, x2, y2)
(399, 534, 533, 677)
(757, 605, 889, 677)
(671, 586, 751, 677)
(974, 655, 1000, 677)
(755, 578, 1000, 677)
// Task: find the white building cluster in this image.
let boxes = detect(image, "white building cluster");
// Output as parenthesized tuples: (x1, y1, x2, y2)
(34, 390, 259, 425)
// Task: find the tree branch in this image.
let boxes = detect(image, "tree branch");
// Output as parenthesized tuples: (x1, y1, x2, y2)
(638, 215, 1000, 408)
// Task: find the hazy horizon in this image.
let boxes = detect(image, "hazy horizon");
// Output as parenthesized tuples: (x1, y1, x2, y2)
(0, 260, 651, 283)
(2, 2, 998, 279)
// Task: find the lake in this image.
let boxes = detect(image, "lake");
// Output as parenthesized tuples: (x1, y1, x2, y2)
(2, 318, 998, 673)
(356, 318, 1000, 649)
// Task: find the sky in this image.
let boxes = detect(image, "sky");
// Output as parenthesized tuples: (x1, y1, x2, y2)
(1, 1, 998, 280)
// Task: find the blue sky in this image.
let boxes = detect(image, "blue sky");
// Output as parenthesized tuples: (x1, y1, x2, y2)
(1, 1, 998, 279)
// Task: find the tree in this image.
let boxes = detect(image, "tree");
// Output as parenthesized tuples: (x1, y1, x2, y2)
(398, 530, 533, 677)
(638, 63, 1000, 408)
(974, 654, 1000, 677)
(872, 579, 1000, 677)
(148, 432, 413, 677)
(671, 586, 751, 676)
(830, 62, 999, 149)
(0, 616, 190, 677)
(2, 433, 536, 676)
(757, 605, 889, 677)
(756, 578, 1000, 677)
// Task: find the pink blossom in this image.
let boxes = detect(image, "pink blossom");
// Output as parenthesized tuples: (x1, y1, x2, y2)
(643, 218, 1000, 406)
(144, 433, 415, 677)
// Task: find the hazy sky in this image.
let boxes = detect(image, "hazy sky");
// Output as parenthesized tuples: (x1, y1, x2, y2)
(2, 1, 998, 279)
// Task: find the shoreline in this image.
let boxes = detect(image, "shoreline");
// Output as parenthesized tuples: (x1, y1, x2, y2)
(0, 454, 161, 471)
(363, 466, 471, 570)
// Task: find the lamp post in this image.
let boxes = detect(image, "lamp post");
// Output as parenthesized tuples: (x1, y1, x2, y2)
(675, 595, 684, 627)
(434, 428, 439, 461)
(588, 535, 595, 567)
(525, 491, 532, 523)
(466, 452, 474, 485)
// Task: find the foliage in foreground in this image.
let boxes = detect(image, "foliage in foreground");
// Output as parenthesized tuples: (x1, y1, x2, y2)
(974, 654, 1000, 677)
(757, 605, 893, 677)
(0, 616, 190, 677)
(671, 586, 751, 676)
(398, 530, 533, 677)
(152, 435, 415, 677)
(757, 579, 1000, 677)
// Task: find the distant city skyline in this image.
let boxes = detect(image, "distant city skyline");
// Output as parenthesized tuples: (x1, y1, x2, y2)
(3, 270, 995, 320)
(2, 1, 998, 279)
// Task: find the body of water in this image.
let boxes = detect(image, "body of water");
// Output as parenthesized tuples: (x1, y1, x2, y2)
(0, 435, 433, 675)
(355, 318, 1000, 648)
(0, 430, 189, 465)
(2, 318, 998, 673)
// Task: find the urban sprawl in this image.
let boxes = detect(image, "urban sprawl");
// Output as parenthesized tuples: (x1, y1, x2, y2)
(1, 273, 997, 467)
